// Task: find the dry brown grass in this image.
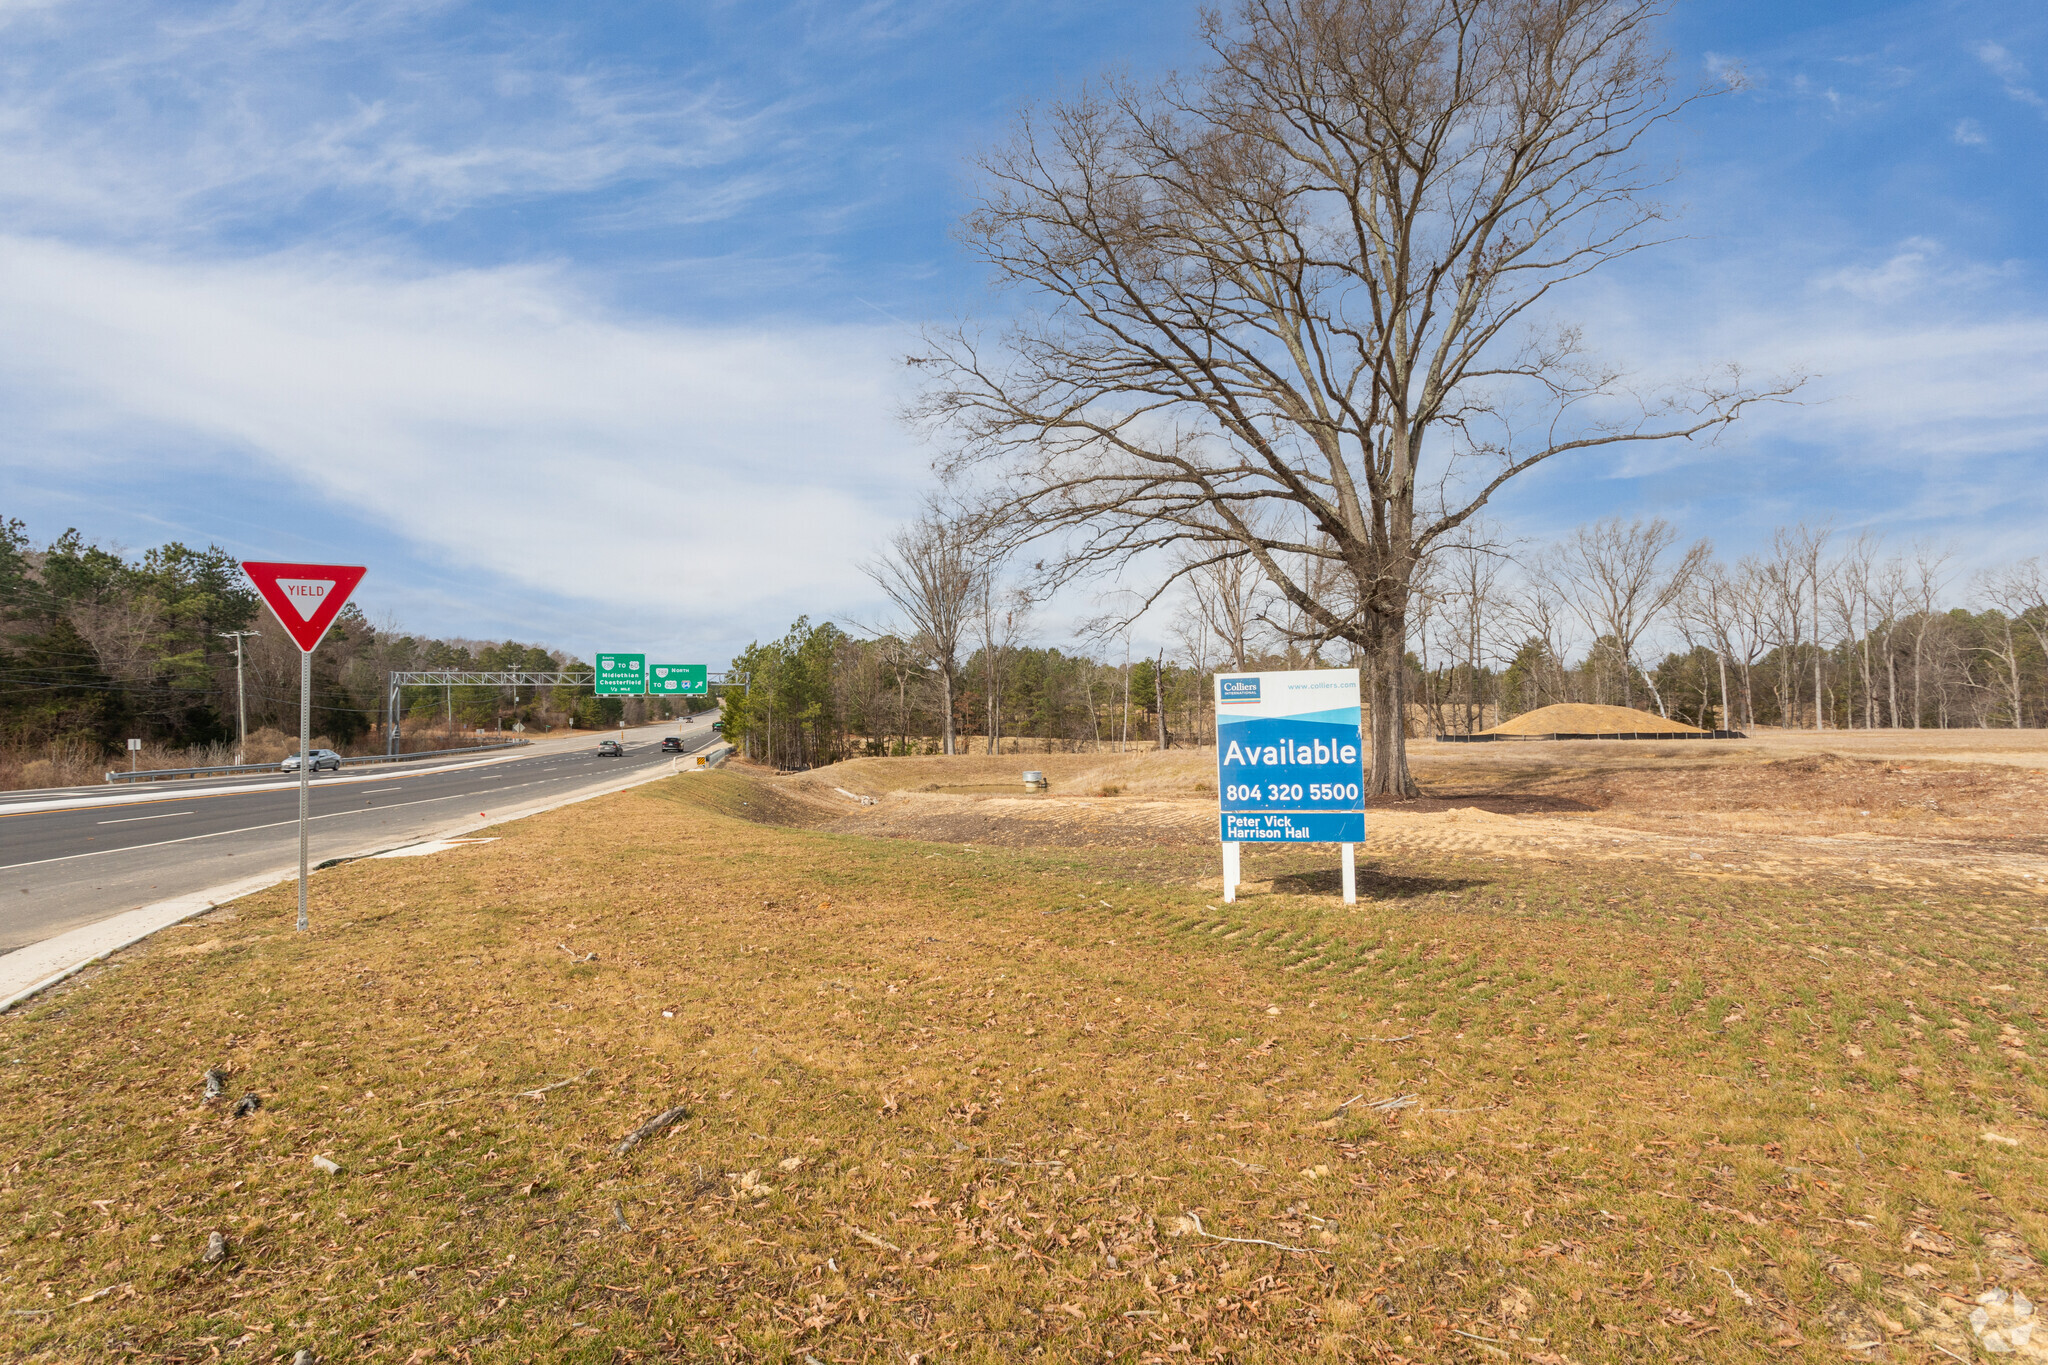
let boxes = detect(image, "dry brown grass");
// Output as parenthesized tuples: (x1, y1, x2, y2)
(1, 763, 2043, 1363)
(811, 750, 1219, 800)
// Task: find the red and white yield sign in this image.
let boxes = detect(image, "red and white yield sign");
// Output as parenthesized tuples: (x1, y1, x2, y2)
(240, 559, 366, 933)
(241, 561, 367, 652)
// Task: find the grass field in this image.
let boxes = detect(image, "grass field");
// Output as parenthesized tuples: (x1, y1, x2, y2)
(2, 757, 2043, 1362)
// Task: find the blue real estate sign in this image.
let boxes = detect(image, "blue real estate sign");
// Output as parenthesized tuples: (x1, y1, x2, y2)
(1214, 668, 1365, 843)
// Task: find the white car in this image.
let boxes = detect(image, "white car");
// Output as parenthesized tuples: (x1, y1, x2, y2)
(280, 749, 342, 773)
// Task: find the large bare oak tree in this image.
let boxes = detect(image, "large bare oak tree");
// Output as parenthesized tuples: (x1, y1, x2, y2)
(913, 0, 1793, 795)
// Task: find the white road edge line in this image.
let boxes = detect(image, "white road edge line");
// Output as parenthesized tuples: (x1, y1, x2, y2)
(97, 811, 193, 825)
(0, 741, 727, 1013)
(0, 740, 605, 818)
(5, 792, 490, 872)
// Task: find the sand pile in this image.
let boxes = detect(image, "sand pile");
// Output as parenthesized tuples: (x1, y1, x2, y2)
(1482, 703, 1708, 737)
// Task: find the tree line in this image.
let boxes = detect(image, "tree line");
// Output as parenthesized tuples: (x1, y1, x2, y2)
(720, 615, 1323, 771)
(1415, 520, 2048, 734)
(719, 514, 2048, 769)
(0, 517, 686, 779)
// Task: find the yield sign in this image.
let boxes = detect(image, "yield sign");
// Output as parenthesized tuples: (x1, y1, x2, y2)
(241, 561, 367, 652)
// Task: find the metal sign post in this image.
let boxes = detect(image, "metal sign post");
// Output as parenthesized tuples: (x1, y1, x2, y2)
(241, 561, 367, 932)
(298, 649, 311, 928)
(1213, 668, 1366, 905)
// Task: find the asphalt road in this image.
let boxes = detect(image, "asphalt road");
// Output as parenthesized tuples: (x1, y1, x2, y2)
(0, 719, 723, 955)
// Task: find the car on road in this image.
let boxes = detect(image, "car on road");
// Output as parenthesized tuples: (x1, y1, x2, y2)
(660, 736, 684, 752)
(279, 749, 342, 773)
(597, 739, 625, 757)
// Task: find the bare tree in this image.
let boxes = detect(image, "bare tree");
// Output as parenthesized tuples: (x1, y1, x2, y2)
(914, 0, 1792, 796)
(1975, 561, 2044, 728)
(1905, 543, 1953, 728)
(1535, 517, 1708, 714)
(974, 575, 1028, 753)
(1179, 528, 1269, 671)
(1869, 553, 1911, 729)
(1680, 562, 1746, 731)
(1430, 522, 1512, 734)
(1786, 523, 1833, 729)
(1171, 593, 1219, 744)
(1500, 571, 1577, 714)
(1983, 559, 2048, 692)
(1825, 533, 1879, 729)
(862, 501, 982, 755)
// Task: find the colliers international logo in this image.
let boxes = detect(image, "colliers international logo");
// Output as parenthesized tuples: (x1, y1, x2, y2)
(1219, 677, 1261, 703)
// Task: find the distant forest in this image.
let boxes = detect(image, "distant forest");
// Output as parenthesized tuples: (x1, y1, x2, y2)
(719, 521, 2048, 771)
(11, 513, 2043, 783)
(0, 518, 687, 768)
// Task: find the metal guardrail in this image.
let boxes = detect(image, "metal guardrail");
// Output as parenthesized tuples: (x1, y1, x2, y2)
(105, 739, 531, 784)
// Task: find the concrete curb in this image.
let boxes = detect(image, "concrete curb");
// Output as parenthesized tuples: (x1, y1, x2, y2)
(0, 752, 704, 1014)
(0, 866, 298, 1015)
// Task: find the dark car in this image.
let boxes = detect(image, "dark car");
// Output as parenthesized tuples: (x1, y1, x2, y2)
(597, 739, 625, 757)
(660, 736, 684, 752)
(711, 721, 724, 732)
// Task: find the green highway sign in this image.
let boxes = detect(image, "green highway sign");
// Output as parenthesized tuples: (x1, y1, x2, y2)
(649, 664, 708, 695)
(594, 652, 646, 695)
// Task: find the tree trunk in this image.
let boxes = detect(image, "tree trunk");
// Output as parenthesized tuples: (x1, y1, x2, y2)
(1860, 630, 1873, 729)
(1120, 650, 1131, 753)
(1084, 666, 1102, 753)
(1812, 577, 1825, 731)
(2004, 622, 2025, 727)
(1911, 630, 1924, 728)
(941, 668, 956, 755)
(1638, 664, 1667, 718)
(1153, 649, 1168, 751)
(1367, 629, 1418, 798)
(1885, 638, 1899, 729)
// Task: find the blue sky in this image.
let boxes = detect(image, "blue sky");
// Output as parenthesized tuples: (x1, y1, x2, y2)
(1, 0, 2043, 664)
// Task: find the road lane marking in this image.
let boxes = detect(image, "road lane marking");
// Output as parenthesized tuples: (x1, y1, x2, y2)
(2, 792, 491, 871)
(96, 811, 193, 825)
(0, 741, 626, 819)
(1, 756, 684, 872)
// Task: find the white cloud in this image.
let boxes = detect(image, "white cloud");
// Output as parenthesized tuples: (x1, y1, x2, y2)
(1974, 39, 2048, 112)
(1810, 237, 2016, 304)
(0, 236, 919, 631)
(1541, 235, 2048, 568)
(0, 0, 777, 237)
(1952, 117, 1987, 144)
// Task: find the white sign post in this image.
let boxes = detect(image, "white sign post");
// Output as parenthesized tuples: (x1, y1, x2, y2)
(1213, 668, 1366, 906)
(241, 561, 367, 932)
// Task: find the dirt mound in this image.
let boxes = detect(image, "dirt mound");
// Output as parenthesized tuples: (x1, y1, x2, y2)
(1483, 703, 1707, 737)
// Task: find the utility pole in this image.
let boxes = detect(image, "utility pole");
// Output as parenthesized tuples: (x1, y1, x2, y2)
(220, 630, 259, 763)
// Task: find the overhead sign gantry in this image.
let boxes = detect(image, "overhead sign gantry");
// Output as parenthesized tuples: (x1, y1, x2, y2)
(385, 664, 742, 752)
